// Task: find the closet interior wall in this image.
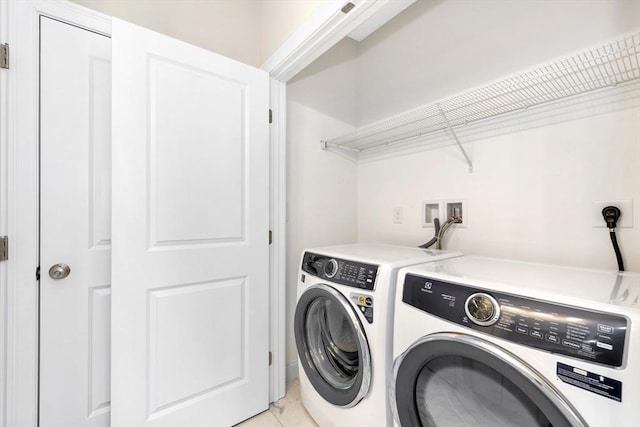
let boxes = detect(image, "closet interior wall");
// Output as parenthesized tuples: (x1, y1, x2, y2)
(286, 0, 640, 371)
(286, 38, 360, 367)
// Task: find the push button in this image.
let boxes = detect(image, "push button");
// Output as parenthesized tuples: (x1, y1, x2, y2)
(597, 324, 614, 334)
(562, 339, 581, 350)
(596, 341, 613, 351)
(581, 344, 594, 353)
(530, 330, 543, 339)
(545, 334, 559, 344)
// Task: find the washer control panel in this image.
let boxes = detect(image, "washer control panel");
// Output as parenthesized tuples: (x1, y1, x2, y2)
(403, 274, 628, 367)
(302, 252, 378, 290)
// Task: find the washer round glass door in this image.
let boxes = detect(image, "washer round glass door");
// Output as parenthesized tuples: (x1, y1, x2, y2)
(294, 284, 371, 407)
(391, 333, 587, 427)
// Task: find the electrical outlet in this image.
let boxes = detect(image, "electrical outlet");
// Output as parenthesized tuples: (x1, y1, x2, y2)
(393, 207, 403, 224)
(422, 201, 442, 227)
(592, 200, 633, 228)
(445, 199, 467, 228)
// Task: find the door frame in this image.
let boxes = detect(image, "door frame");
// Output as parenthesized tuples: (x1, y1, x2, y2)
(0, 0, 389, 425)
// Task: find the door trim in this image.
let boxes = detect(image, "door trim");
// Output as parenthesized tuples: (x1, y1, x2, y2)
(0, 1, 9, 424)
(267, 77, 287, 401)
(260, 0, 394, 82)
(260, 0, 387, 402)
(2, 0, 383, 425)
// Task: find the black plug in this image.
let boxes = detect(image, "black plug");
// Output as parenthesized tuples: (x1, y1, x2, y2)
(602, 206, 621, 229)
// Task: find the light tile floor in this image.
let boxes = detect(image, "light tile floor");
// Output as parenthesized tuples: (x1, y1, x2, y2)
(235, 378, 318, 427)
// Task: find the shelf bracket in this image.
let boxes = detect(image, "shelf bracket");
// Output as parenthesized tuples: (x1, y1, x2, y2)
(437, 103, 473, 173)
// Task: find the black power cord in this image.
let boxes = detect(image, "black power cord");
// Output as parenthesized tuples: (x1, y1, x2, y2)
(602, 206, 624, 271)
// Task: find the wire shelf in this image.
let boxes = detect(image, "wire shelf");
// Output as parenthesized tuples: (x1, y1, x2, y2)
(322, 31, 640, 160)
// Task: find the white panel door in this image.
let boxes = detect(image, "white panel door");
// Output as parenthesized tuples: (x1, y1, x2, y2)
(39, 17, 111, 427)
(111, 19, 270, 427)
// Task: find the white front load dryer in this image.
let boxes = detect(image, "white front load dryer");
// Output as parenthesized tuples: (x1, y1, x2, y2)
(294, 244, 462, 427)
(390, 256, 640, 427)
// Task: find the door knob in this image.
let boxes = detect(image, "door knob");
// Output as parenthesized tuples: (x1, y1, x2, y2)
(49, 263, 71, 280)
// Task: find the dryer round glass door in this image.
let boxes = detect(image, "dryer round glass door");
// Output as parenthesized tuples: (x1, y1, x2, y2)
(294, 284, 371, 408)
(391, 333, 587, 427)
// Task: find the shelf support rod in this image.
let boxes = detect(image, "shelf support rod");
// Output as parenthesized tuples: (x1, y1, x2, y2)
(437, 103, 473, 173)
(320, 140, 362, 153)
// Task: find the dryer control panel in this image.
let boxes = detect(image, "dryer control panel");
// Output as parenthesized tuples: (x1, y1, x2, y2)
(302, 252, 378, 290)
(402, 274, 628, 367)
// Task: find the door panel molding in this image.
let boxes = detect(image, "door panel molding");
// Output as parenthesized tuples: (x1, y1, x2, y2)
(146, 278, 246, 416)
(146, 56, 247, 247)
(87, 286, 111, 417)
(88, 56, 112, 250)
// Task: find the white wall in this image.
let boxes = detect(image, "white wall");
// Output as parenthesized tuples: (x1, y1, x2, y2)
(353, 0, 640, 272)
(70, 0, 323, 67)
(286, 38, 359, 364)
(72, 0, 262, 65)
(258, 0, 325, 66)
(358, 107, 640, 271)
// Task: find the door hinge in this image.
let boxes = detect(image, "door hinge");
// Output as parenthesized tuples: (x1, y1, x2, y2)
(269, 109, 273, 124)
(269, 351, 272, 366)
(269, 230, 272, 245)
(36, 266, 41, 281)
(0, 236, 7, 261)
(1, 44, 9, 69)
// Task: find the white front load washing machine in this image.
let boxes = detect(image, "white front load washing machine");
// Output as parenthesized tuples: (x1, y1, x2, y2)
(294, 244, 462, 427)
(390, 256, 639, 427)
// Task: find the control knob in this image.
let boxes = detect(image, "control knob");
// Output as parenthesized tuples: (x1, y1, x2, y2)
(323, 259, 338, 278)
(465, 292, 501, 326)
